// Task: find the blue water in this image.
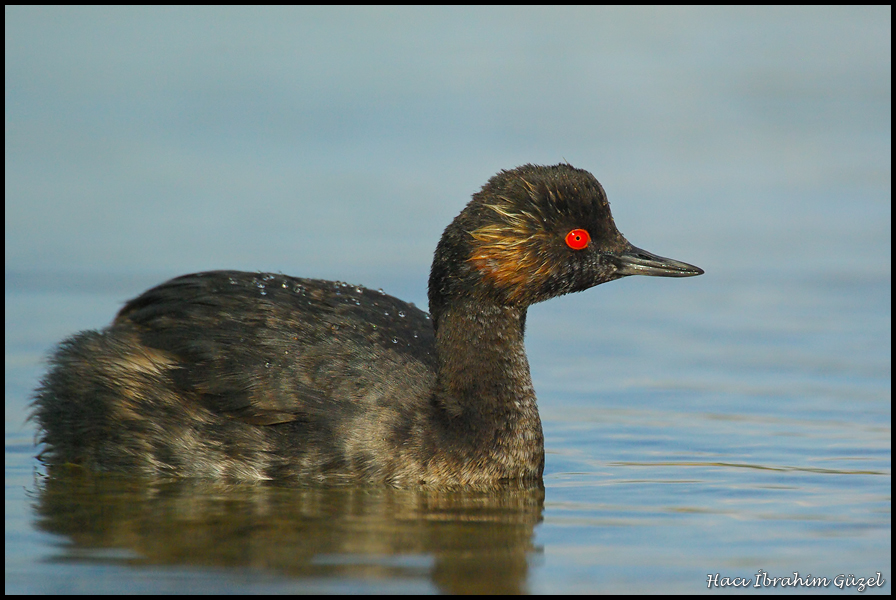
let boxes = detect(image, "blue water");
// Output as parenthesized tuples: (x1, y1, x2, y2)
(6, 6, 890, 593)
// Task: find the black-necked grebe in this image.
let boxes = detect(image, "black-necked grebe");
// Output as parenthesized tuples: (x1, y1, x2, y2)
(33, 164, 703, 486)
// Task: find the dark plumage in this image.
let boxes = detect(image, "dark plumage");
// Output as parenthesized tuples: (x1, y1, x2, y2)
(32, 164, 703, 486)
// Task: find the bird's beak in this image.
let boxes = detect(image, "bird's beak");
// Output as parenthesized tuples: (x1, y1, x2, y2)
(610, 244, 704, 278)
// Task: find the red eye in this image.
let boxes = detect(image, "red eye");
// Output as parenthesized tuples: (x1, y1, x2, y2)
(565, 229, 590, 250)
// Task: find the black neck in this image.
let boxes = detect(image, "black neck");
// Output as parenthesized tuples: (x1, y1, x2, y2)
(429, 300, 544, 479)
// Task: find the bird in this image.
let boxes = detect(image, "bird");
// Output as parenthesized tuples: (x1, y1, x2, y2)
(32, 163, 703, 487)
